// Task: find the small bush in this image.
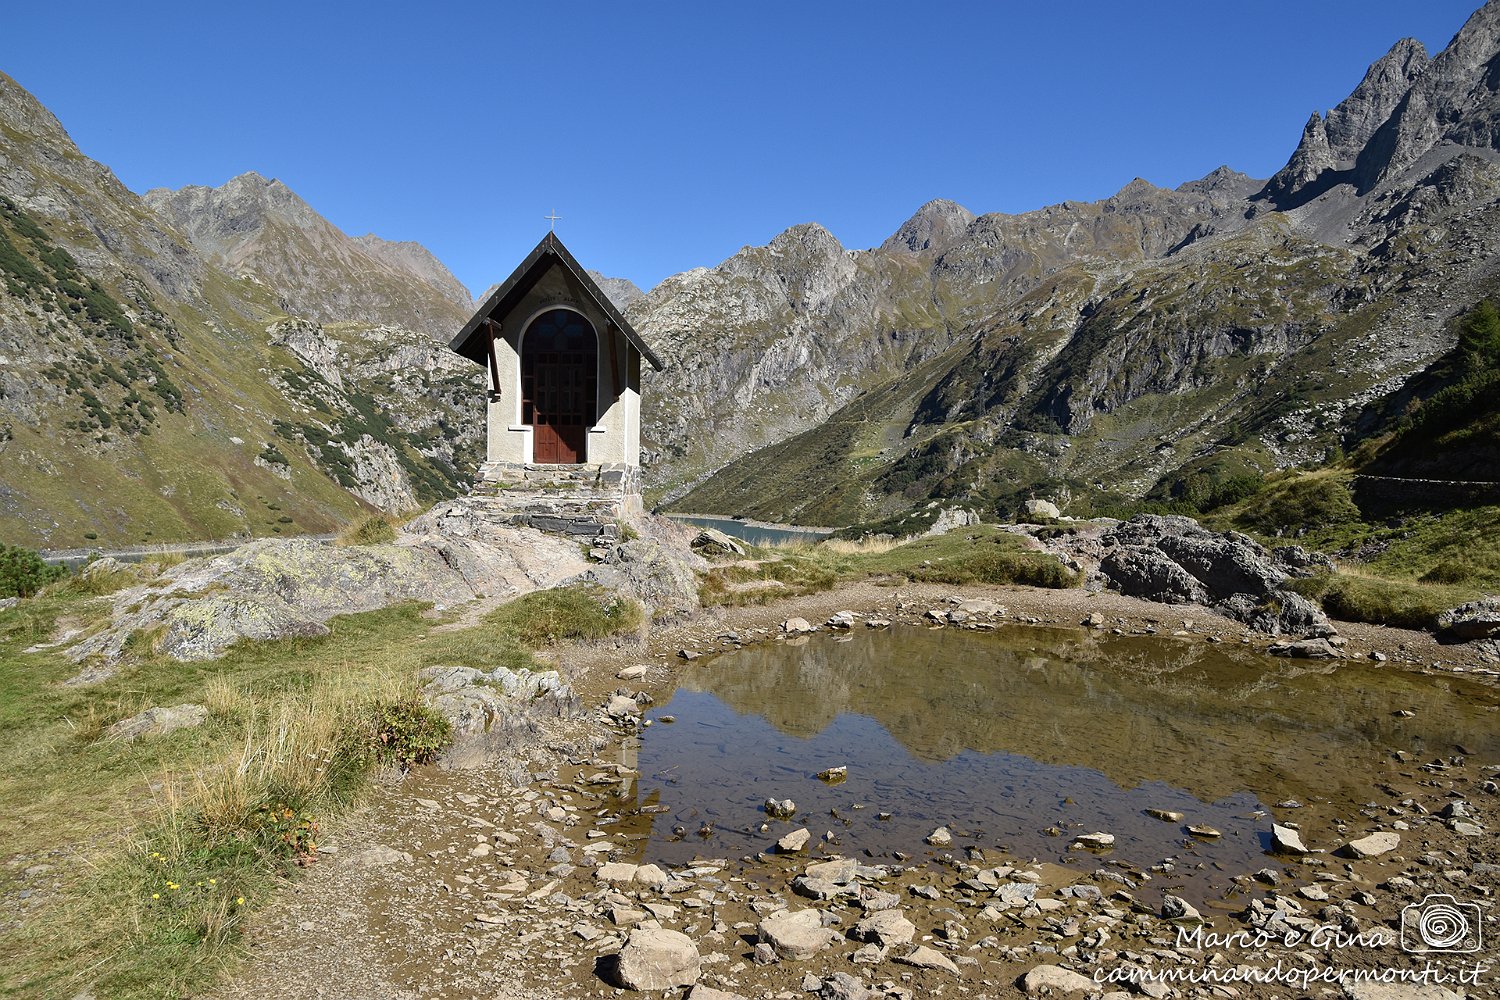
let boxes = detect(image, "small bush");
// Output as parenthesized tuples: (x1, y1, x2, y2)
(335, 514, 398, 546)
(367, 696, 451, 769)
(484, 585, 644, 645)
(0, 543, 66, 598)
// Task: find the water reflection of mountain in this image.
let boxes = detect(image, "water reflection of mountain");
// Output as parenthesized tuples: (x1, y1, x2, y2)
(677, 626, 1500, 806)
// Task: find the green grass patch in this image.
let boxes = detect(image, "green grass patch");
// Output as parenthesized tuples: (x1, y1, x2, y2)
(483, 584, 644, 646)
(0, 577, 628, 999)
(700, 526, 1077, 607)
(1286, 573, 1482, 631)
(334, 512, 398, 546)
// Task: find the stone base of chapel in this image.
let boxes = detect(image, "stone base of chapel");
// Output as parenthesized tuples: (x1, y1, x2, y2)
(470, 462, 643, 539)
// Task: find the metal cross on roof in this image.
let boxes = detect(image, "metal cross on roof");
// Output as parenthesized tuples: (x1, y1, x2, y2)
(545, 209, 561, 232)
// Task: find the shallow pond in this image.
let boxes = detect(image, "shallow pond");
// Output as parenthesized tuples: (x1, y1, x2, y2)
(610, 624, 1500, 903)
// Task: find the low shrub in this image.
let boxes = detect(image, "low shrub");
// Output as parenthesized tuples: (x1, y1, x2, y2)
(335, 513, 398, 546)
(0, 542, 66, 598)
(366, 696, 452, 769)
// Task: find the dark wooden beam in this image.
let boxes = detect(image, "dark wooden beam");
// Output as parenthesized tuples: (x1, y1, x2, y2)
(485, 318, 502, 396)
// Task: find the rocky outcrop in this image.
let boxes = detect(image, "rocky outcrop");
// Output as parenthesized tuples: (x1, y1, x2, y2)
(1098, 515, 1330, 636)
(1436, 596, 1500, 642)
(64, 505, 592, 677)
(419, 664, 580, 767)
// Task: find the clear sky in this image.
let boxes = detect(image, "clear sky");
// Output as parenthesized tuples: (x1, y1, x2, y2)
(0, 1, 1483, 296)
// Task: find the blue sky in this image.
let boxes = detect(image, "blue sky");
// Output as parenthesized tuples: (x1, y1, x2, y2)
(0, 1, 1482, 296)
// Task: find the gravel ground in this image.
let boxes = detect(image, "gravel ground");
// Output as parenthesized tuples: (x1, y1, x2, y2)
(216, 580, 1498, 1000)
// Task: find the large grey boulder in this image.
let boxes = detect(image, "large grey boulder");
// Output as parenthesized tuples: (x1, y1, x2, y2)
(579, 537, 704, 616)
(1436, 597, 1500, 642)
(690, 527, 746, 557)
(1099, 515, 1331, 635)
(62, 506, 593, 680)
(419, 664, 579, 766)
(611, 928, 700, 990)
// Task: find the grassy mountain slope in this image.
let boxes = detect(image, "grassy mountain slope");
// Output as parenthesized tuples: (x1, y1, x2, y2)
(0, 71, 480, 548)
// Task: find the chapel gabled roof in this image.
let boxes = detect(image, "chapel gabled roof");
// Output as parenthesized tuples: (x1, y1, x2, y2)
(449, 232, 663, 370)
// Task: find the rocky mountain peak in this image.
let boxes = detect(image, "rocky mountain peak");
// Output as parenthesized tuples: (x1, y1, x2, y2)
(1324, 38, 1429, 163)
(880, 198, 977, 254)
(144, 172, 472, 337)
(1263, 113, 1336, 203)
(1256, 1, 1500, 212)
(1176, 166, 1255, 194)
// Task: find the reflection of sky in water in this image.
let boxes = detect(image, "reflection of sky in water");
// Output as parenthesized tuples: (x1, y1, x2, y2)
(634, 689, 1268, 901)
(620, 626, 1500, 903)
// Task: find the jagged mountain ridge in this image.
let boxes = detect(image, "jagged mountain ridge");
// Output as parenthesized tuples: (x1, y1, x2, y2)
(655, 0, 1500, 524)
(144, 173, 473, 340)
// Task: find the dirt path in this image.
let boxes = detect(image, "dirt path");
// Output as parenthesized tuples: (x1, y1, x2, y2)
(217, 581, 1499, 1000)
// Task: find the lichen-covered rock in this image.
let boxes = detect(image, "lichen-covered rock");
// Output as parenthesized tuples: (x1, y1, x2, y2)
(690, 527, 746, 557)
(579, 537, 704, 616)
(64, 508, 593, 680)
(419, 664, 579, 767)
(1099, 515, 1331, 636)
(1436, 597, 1500, 642)
(107, 703, 208, 741)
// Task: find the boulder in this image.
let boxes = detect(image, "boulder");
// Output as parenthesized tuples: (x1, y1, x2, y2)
(777, 828, 811, 853)
(1022, 499, 1062, 520)
(765, 798, 797, 819)
(1070, 831, 1115, 850)
(853, 910, 915, 947)
(613, 928, 701, 990)
(1436, 597, 1500, 642)
(1161, 894, 1203, 924)
(896, 945, 960, 976)
(1020, 965, 1095, 994)
(1339, 832, 1400, 859)
(1098, 514, 1332, 635)
(758, 909, 841, 960)
(925, 826, 952, 847)
(691, 527, 747, 557)
(1272, 823, 1309, 855)
(688, 987, 748, 1000)
(782, 617, 815, 634)
(107, 704, 208, 741)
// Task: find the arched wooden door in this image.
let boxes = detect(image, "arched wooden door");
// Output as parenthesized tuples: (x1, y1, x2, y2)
(521, 308, 597, 464)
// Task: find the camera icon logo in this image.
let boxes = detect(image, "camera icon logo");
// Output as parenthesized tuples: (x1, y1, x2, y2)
(1401, 894, 1482, 954)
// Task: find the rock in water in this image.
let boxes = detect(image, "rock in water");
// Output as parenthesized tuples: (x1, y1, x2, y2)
(1340, 832, 1400, 859)
(1272, 823, 1309, 855)
(1070, 831, 1115, 850)
(765, 798, 797, 819)
(925, 826, 952, 847)
(613, 928, 701, 990)
(758, 909, 840, 960)
(777, 827, 811, 852)
(782, 617, 814, 634)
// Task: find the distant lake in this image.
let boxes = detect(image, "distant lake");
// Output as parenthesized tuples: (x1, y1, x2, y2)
(666, 513, 833, 547)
